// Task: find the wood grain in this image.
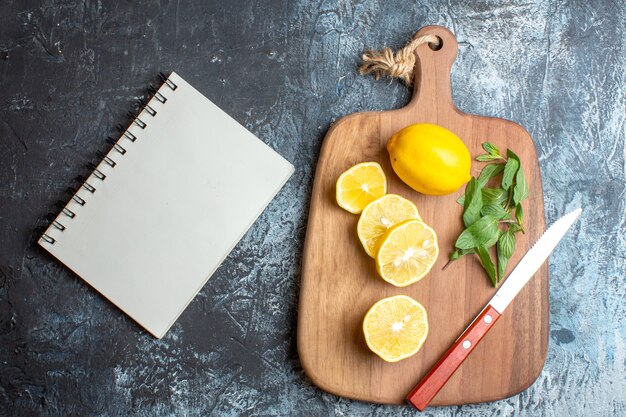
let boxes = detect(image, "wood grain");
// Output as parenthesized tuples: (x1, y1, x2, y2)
(297, 26, 548, 406)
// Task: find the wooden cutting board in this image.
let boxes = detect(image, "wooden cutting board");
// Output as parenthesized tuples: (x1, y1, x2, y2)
(298, 26, 548, 406)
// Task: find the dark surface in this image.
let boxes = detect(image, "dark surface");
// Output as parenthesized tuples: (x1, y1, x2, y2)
(0, 1, 624, 416)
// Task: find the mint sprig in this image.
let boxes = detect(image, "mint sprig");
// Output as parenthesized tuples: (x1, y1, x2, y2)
(447, 142, 529, 287)
(475, 142, 506, 162)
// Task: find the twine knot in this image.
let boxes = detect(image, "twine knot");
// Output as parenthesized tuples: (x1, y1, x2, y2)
(358, 33, 441, 86)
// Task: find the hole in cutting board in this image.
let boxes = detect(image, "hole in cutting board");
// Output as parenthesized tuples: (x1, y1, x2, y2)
(429, 36, 443, 51)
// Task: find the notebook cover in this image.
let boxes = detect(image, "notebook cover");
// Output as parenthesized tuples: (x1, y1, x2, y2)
(38, 72, 294, 338)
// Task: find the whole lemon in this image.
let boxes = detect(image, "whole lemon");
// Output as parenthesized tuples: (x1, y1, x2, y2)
(387, 123, 471, 195)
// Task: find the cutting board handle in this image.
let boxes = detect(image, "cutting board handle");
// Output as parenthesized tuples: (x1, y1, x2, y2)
(406, 26, 459, 115)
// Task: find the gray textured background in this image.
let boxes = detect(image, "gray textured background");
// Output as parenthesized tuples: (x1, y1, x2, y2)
(1, 0, 624, 416)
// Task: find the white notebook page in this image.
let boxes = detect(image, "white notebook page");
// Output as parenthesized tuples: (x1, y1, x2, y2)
(38, 72, 294, 338)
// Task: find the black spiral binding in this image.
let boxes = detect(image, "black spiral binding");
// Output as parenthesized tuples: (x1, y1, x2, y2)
(39, 72, 179, 245)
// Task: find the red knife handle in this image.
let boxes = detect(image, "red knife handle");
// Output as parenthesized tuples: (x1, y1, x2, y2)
(406, 304, 501, 411)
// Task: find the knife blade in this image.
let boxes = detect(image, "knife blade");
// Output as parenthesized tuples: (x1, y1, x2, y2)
(406, 208, 582, 411)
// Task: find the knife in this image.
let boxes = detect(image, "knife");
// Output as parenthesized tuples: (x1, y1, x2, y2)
(406, 208, 582, 411)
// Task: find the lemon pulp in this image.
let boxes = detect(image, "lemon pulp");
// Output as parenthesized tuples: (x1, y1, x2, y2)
(375, 219, 439, 287)
(363, 295, 429, 362)
(357, 194, 421, 257)
(335, 162, 387, 214)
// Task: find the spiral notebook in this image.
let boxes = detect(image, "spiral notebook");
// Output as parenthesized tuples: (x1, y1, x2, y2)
(38, 72, 294, 338)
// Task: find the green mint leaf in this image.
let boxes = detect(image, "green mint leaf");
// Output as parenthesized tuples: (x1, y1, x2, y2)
(481, 203, 510, 220)
(497, 250, 507, 281)
(502, 157, 520, 190)
(455, 215, 499, 250)
(515, 203, 524, 225)
(510, 222, 525, 233)
(476, 245, 498, 287)
(455, 229, 477, 250)
(513, 168, 529, 205)
(497, 230, 516, 280)
(484, 228, 501, 248)
(462, 178, 482, 227)
(498, 229, 516, 258)
(476, 154, 502, 162)
(482, 187, 507, 205)
(477, 163, 505, 188)
(506, 149, 521, 161)
(457, 194, 465, 206)
(482, 142, 501, 156)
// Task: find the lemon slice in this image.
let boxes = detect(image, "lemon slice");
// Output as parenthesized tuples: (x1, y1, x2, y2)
(357, 194, 421, 257)
(363, 295, 429, 362)
(336, 162, 387, 214)
(375, 219, 439, 287)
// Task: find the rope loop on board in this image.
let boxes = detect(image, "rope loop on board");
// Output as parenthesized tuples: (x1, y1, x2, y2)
(358, 33, 441, 86)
